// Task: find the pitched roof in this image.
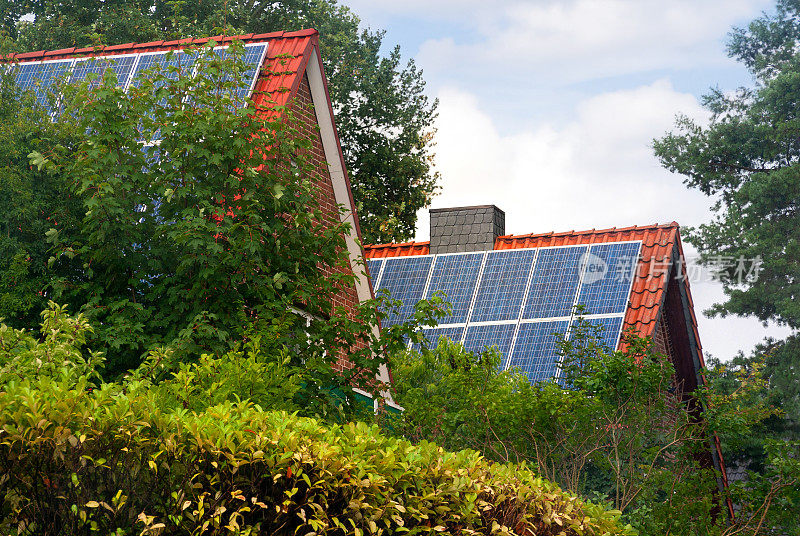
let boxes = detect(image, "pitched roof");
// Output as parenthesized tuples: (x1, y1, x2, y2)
(6, 29, 317, 113)
(365, 222, 696, 355)
(366, 222, 730, 511)
(6, 28, 369, 283)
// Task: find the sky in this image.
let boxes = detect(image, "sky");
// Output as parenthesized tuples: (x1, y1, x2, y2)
(344, 0, 793, 360)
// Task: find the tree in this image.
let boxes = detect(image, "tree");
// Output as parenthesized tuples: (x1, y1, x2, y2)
(8, 0, 439, 243)
(389, 321, 733, 534)
(0, 58, 83, 330)
(14, 42, 408, 399)
(653, 6, 800, 529)
(388, 318, 800, 535)
(653, 0, 800, 329)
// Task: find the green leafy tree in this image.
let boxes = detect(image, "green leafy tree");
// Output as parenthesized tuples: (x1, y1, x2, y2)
(28, 44, 347, 374)
(9, 0, 439, 243)
(0, 305, 632, 535)
(653, 0, 800, 329)
(13, 41, 413, 404)
(654, 5, 800, 529)
(696, 353, 800, 535)
(389, 319, 798, 535)
(0, 64, 83, 329)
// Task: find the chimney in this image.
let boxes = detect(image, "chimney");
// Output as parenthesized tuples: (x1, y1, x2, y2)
(429, 205, 505, 254)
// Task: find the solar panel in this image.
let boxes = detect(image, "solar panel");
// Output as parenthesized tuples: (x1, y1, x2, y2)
(522, 246, 588, 319)
(575, 242, 640, 315)
(470, 249, 536, 322)
(10, 41, 268, 120)
(13, 59, 73, 110)
(214, 43, 267, 104)
(508, 320, 570, 382)
(130, 50, 199, 89)
(363, 240, 642, 384)
(366, 258, 384, 283)
(425, 252, 484, 324)
(416, 326, 465, 350)
(70, 54, 137, 89)
(572, 316, 625, 352)
(462, 323, 516, 359)
(376, 256, 434, 326)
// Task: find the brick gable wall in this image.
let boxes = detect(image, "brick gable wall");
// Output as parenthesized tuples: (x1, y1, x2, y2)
(290, 72, 366, 375)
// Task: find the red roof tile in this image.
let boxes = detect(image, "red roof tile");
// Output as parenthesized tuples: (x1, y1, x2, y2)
(365, 241, 431, 258)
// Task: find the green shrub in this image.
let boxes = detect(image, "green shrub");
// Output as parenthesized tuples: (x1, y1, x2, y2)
(0, 384, 631, 535)
(0, 306, 632, 535)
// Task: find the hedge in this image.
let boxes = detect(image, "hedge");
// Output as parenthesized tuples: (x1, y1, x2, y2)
(0, 378, 633, 535)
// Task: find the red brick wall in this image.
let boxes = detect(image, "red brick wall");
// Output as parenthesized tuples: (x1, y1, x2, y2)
(653, 315, 675, 365)
(290, 72, 366, 374)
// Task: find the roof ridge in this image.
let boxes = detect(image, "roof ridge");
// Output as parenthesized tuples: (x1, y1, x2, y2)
(365, 240, 430, 249)
(497, 221, 679, 240)
(4, 29, 320, 61)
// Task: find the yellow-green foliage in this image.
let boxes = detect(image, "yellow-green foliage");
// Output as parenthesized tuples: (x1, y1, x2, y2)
(0, 383, 632, 535)
(0, 305, 632, 535)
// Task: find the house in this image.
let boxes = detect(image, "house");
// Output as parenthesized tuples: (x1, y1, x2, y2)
(5, 29, 397, 410)
(365, 204, 733, 509)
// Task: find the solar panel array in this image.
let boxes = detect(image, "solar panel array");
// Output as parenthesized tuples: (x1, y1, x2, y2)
(5, 43, 268, 117)
(370, 241, 641, 383)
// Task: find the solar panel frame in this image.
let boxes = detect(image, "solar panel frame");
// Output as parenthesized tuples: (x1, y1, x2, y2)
(462, 323, 517, 361)
(216, 43, 268, 103)
(569, 315, 626, 352)
(69, 52, 138, 90)
(376, 255, 435, 327)
(366, 258, 384, 286)
(424, 251, 485, 325)
(522, 245, 589, 320)
(415, 325, 466, 350)
(469, 248, 537, 323)
(574, 241, 641, 316)
(129, 49, 201, 94)
(135, 49, 198, 79)
(12, 58, 74, 112)
(507, 320, 570, 382)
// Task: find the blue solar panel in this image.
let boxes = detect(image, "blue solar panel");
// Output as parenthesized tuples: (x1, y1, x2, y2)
(522, 246, 588, 319)
(508, 320, 569, 382)
(13, 59, 72, 110)
(571, 316, 624, 350)
(376, 256, 434, 326)
(70, 55, 137, 89)
(425, 252, 484, 324)
(366, 258, 384, 282)
(131, 50, 199, 88)
(587, 316, 624, 352)
(575, 242, 640, 315)
(129, 51, 200, 141)
(416, 326, 465, 350)
(463, 323, 516, 358)
(213, 43, 267, 104)
(470, 249, 536, 322)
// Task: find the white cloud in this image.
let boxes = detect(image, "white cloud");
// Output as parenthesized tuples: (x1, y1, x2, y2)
(419, 78, 708, 237)
(417, 79, 791, 358)
(411, 0, 771, 84)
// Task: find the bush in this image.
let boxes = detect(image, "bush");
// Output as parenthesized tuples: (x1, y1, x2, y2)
(0, 389, 631, 535)
(0, 306, 632, 535)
